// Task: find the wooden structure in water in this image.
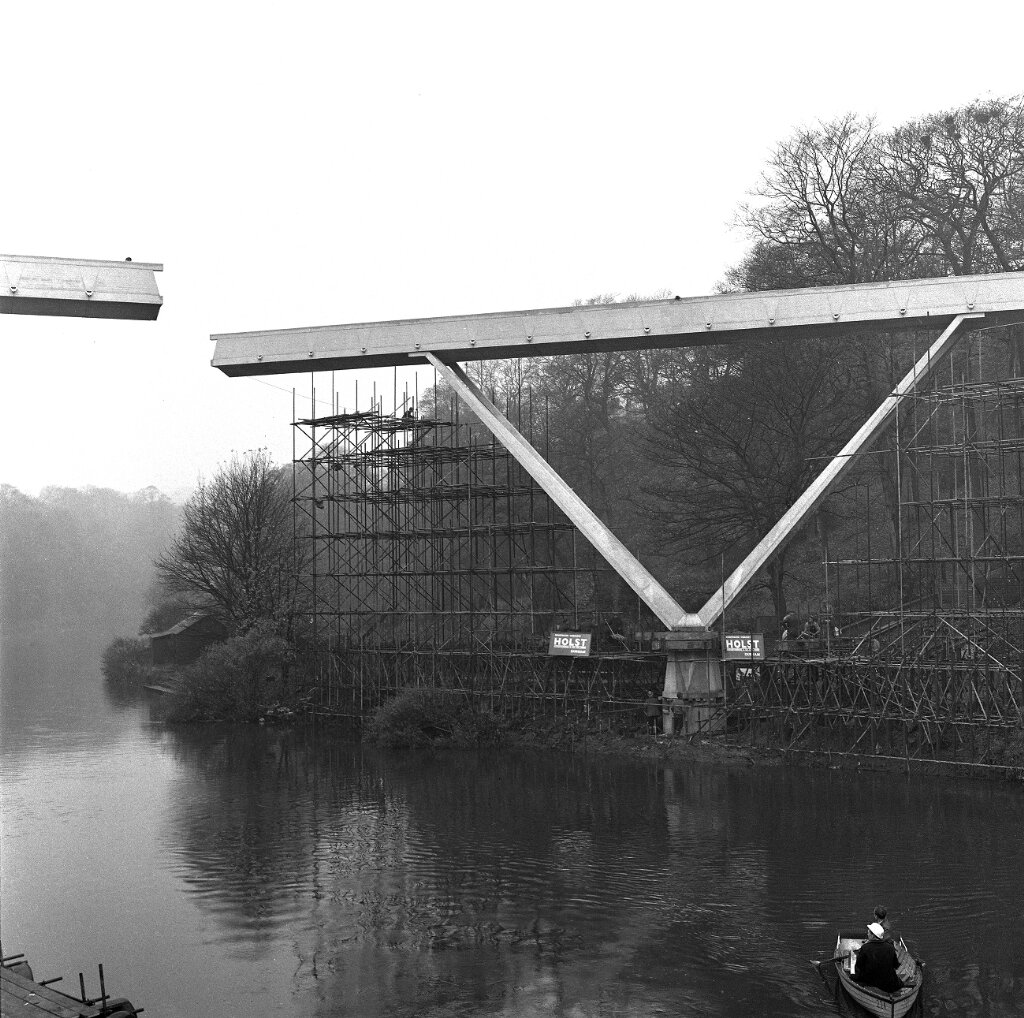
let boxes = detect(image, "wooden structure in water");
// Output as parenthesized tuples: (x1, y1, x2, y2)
(1, 956, 139, 1018)
(2, 967, 96, 1017)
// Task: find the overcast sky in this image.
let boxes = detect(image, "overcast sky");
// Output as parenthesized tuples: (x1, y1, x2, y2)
(3, 1, 1022, 499)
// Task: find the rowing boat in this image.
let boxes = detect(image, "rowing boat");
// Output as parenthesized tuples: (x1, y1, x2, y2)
(831, 933, 923, 1018)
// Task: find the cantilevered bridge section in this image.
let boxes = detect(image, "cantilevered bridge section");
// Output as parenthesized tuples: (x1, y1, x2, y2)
(0, 253, 162, 320)
(211, 273, 1024, 375)
(211, 272, 1024, 733)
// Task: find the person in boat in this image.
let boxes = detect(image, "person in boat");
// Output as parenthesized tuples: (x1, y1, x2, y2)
(872, 905, 895, 940)
(854, 922, 902, 992)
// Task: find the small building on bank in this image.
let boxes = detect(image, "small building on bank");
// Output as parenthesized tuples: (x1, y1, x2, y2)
(150, 612, 229, 666)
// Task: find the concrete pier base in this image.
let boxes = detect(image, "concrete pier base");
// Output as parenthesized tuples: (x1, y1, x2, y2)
(654, 629, 724, 736)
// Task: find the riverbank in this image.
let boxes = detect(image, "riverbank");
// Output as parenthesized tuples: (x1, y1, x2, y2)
(594, 733, 1024, 781)
(138, 664, 1024, 783)
(503, 718, 780, 768)
(576, 731, 785, 768)
(502, 716, 1024, 782)
(114, 636, 1024, 783)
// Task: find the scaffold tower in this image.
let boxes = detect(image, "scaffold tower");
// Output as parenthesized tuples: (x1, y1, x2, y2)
(291, 389, 663, 719)
(728, 329, 1024, 771)
(825, 330, 1024, 671)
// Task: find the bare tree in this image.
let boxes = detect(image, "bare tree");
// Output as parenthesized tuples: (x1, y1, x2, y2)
(727, 97, 1024, 576)
(644, 338, 868, 620)
(155, 450, 306, 634)
(737, 114, 925, 287)
(878, 96, 1024, 275)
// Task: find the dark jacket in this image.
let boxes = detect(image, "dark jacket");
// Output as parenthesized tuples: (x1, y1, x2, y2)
(855, 938, 902, 992)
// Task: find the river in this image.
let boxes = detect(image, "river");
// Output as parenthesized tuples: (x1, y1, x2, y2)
(1, 642, 1023, 1017)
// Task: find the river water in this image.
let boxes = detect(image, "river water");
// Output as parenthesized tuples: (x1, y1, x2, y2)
(2, 643, 1023, 1017)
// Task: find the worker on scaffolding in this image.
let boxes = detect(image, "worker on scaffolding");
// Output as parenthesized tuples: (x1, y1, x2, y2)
(644, 690, 662, 735)
(781, 613, 798, 652)
(798, 615, 821, 650)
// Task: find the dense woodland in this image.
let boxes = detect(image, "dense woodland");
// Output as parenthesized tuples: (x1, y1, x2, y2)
(5, 96, 1024, 657)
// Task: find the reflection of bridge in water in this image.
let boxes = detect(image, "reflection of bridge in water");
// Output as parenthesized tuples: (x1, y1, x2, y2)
(213, 273, 1024, 773)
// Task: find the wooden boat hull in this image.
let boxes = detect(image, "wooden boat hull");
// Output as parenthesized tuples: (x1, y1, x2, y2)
(833, 935, 923, 1018)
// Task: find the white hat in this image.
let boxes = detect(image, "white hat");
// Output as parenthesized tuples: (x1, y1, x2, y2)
(867, 922, 885, 939)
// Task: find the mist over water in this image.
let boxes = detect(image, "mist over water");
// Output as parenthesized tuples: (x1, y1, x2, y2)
(2, 635, 1023, 1017)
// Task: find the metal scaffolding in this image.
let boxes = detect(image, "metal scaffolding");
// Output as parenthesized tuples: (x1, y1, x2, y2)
(734, 328, 1024, 771)
(826, 331, 1024, 669)
(285, 324, 1024, 768)
(292, 383, 662, 721)
(728, 654, 1024, 771)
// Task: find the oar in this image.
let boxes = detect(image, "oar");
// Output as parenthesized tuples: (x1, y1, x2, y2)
(809, 959, 830, 986)
(809, 952, 853, 982)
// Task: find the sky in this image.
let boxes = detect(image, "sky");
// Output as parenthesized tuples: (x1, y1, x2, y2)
(2, 0, 1022, 500)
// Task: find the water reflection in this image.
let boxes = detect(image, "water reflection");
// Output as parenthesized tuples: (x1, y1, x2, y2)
(4, 638, 1024, 1017)
(152, 725, 1024, 1017)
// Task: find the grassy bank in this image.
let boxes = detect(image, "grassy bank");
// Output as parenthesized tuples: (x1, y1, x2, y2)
(160, 626, 308, 723)
(101, 636, 177, 701)
(362, 687, 507, 748)
(359, 689, 782, 769)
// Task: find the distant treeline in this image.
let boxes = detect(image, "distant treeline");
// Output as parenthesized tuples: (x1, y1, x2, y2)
(0, 484, 179, 652)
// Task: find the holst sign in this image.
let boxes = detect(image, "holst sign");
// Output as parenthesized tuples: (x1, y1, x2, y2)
(548, 632, 592, 657)
(721, 633, 765, 660)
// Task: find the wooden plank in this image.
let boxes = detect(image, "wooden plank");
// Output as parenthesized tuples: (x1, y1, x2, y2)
(1, 967, 100, 1018)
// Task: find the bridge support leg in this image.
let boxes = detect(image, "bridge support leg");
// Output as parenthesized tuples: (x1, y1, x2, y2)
(425, 353, 701, 630)
(656, 630, 723, 736)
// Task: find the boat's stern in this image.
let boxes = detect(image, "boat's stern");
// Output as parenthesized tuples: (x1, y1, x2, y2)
(836, 933, 866, 973)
